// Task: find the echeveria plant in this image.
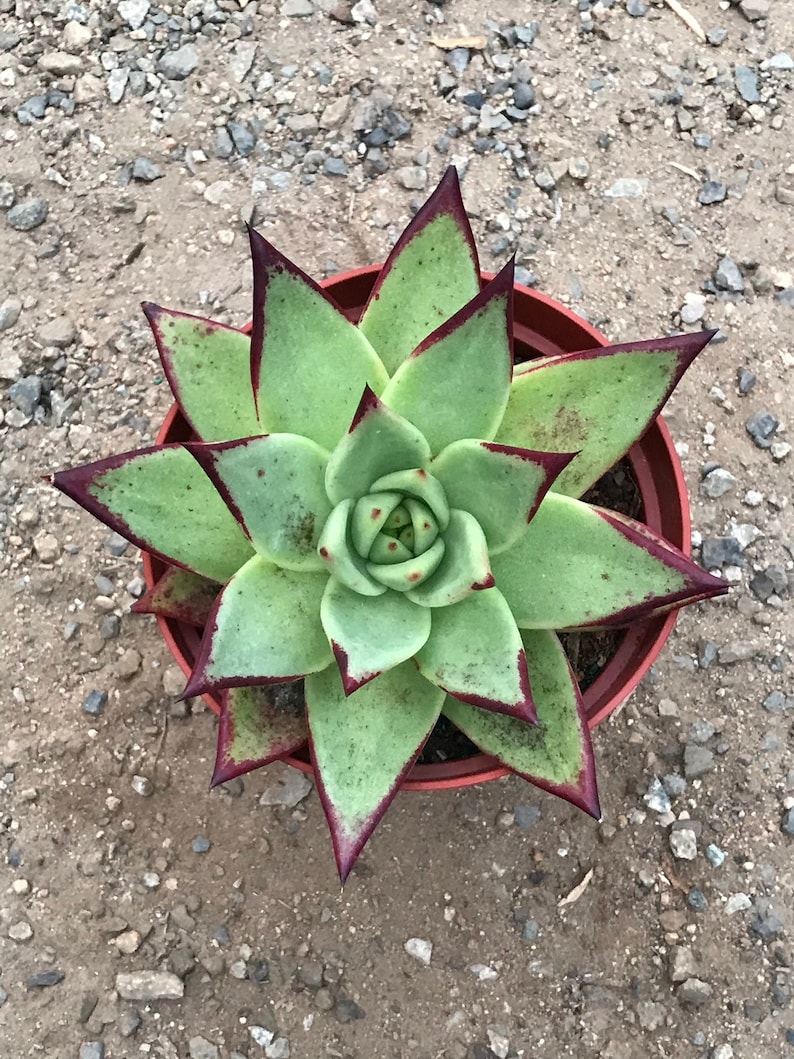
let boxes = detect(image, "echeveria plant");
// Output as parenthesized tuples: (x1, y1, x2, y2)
(53, 169, 726, 881)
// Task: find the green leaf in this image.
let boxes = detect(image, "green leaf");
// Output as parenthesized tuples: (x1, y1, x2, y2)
(367, 537, 446, 592)
(306, 662, 445, 882)
(496, 331, 716, 498)
(321, 578, 432, 692)
(249, 229, 388, 451)
(415, 587, 537, 723)
(187, 434, 331, 572)
(443, 629, 600, 818)
(211, 685, 308, 786)
(406, 509, 492, 607)
(318, 499, 388, 596)
(358, 166, 480, 375)
(184, 555, 332, 696)
(131, 567, 220, 627)
(142, 304, 260, 442)
(325, 387, 432, 505)
(369, 468, 450, 530)
(380, 261, 514, 454)
(492, 492, 727, 630)
(52, 446, 253, 582)
(431, 441, 574, 555)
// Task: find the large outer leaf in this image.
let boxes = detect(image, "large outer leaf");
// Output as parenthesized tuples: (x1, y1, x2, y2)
(325, 387, 432, 506)
(443, 629, 600, 818)
(493, 492, 727, 630)
(415, 588, 537, 723)
(249, 228, 388, 451)
(142, 304, 260, 442)
(306, 662, 445, 883)
(211, 685, 308, 787)
(431, 440, 575, 555)
(380, 261, 514, 455)
(358, 166, 480, 375)
(321, 578, 432, 692)
(187, 435, 331, 572)
(131, 567, 220, 627)
(51, 446, 253, 582)
(184, 555, 332, 697)
(496, 330, 716, 498)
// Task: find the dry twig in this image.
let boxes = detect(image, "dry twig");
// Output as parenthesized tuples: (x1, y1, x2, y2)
(662, 0, 707, 44)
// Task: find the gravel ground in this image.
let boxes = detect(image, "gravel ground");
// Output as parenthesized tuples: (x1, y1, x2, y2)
(1, 1, 793, 1057)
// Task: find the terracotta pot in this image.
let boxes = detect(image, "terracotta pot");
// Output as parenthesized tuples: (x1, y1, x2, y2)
(142, 267, 691, 792)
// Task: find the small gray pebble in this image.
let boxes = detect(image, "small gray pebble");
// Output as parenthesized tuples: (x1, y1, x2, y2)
(157, 44, 199, 81)
(7, 376, 42, 417)
(118, 1009, 142, 1038)
(513, 804, 541, 828)
(7, 198, 49, 231)
(132, 158, 164, 183)
(737, 369, 756, 394)
(324, 157, 348, 177)
(746, 410, 780, 447)
(335, 997, 366, 1023)
(706, 28, 728, 46)
(79, 1044, 105, 1059)
(735, 65, 760, 103)
(521, 919, 540, 941)
(83, 690, 108, 716)
(706, 843, 725, 867)
(687, 888, 708, 911)
(714, 256, 744, 293)
(192, 836, 211, 853)
(228, 121, 255, 157)
(699, 181, 727, 205)
(216, 127, 234, 159)
(27, 970, 65, 989)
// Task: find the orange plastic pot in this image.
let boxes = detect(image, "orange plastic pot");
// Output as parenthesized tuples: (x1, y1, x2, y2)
(142, 268, 691, 791)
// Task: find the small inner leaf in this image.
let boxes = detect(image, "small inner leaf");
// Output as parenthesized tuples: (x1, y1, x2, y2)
(350, 491, 403, 557)
(318, 500, 388, 596)
(367, 537, 446, 591)
(369, 468, 450, 530)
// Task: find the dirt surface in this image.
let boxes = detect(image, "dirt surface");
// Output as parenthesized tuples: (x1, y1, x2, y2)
(1, 1, 793, 1057)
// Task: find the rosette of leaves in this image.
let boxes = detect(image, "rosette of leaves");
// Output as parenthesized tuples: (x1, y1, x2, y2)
(53, 169, 726, 881)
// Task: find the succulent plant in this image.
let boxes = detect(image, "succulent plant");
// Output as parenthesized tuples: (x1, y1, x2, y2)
(52, 168, 726, 881)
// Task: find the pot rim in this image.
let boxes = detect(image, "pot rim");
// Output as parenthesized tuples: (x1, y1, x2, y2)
(142, 267, 690, 792)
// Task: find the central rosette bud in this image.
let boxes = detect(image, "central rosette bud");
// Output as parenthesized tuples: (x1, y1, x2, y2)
(318, 467, 453, 594)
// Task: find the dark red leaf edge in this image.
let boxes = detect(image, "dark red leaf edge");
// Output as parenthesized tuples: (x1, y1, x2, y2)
(450, 655, 601, 820)
(409, 257, 515, 366)
(512, 329, 717, 467)
(182, 584, 304, 700)
(438, 647, 539, 726)
(130, 567, 221, 627)
(182, 437, 266, 544)
(247, 225, 347, 416)
(476, 442, 578, 526)
(50, 446, 211, 578)
(361, 165, 480, 318)
(307, 694, 441, 885)
(210, 687, 308, 787)
(331, 640, 382, 696)
(141, 302, 248, 444)
(560, 504, 728, 630)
